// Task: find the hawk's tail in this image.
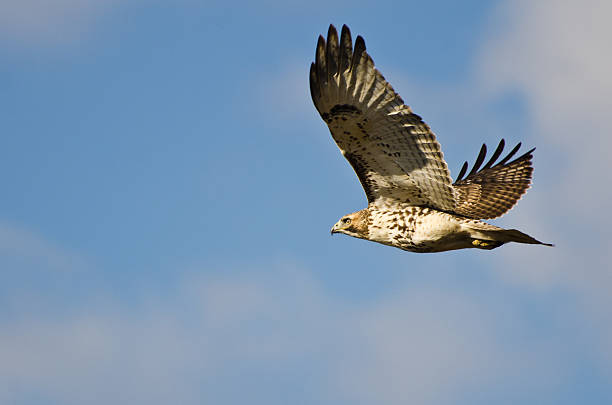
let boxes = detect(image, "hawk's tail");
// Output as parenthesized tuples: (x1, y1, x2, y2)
(465, 222, 554, 249)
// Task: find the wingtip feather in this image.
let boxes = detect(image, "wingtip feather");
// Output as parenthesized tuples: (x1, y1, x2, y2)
(352, 35, 366, 69)
(339, 24, 353, 72)
(325, 25, 339, 82)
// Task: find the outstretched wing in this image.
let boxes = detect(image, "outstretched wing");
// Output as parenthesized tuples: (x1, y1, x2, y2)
(452, 139, 535, 219)
(310, 25, 456, 210)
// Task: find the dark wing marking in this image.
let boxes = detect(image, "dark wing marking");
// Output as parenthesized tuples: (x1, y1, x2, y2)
(453, 139, 535, 219)
(310, 25, 456, 210)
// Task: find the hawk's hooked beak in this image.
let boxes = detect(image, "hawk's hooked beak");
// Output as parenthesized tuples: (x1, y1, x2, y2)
(331, 222, 340, 235)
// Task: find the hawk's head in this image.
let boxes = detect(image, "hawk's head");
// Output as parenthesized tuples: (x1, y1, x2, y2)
(331, 209, 369, 239)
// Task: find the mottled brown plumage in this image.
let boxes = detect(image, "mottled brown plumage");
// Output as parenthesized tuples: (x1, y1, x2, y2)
(453, 140, 535, 219)
(314, 25, 552, 252)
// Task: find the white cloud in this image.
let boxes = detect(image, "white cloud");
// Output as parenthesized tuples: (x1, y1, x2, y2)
(338, 285, 572, 405)
(475, 0, 612, 377)
(479, 0, 612, 214)
(476, 0, 612, 277)
(0, 262, 577, 405)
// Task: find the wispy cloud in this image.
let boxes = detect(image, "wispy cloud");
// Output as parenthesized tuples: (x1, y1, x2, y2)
(479, 0, 612, 214)
(475, 0, 612, 376)
(0, 222, 87, 273)
(0, 0, 121, 45)
(0, 263, 573, 405)
(252, 61, 317, 127)
(2, 1, 612, 403)
(475, 0, 612, 280)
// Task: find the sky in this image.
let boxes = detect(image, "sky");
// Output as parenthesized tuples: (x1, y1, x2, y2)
(1, 0, 611, 404)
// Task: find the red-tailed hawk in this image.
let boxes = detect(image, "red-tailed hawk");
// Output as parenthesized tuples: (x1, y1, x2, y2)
(310, 25, 552, 252)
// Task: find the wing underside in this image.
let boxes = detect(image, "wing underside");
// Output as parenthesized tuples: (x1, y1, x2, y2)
(310, 24, 456, 210)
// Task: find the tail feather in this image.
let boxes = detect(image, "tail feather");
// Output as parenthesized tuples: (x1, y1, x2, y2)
(476, 228, 554, 248)
(495, 229, 554, 246)
(465, 222, 554, 249)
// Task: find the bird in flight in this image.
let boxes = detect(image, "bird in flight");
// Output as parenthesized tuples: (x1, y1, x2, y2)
(310, 24, 552, 252)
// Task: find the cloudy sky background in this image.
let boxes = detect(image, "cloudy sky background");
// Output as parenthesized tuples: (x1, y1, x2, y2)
(1, 0, 611, 404)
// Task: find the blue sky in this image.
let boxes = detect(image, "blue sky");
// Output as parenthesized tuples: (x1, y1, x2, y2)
(2, 0, 612, 404)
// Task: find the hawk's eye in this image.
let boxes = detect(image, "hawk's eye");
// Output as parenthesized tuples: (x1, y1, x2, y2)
(342, 217, 351, 224)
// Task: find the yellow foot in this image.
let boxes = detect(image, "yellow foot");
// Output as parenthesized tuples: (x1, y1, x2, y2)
(472, 239, 490, 247)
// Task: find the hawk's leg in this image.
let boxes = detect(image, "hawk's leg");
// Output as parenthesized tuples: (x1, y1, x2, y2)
(471, 239, 504, 250)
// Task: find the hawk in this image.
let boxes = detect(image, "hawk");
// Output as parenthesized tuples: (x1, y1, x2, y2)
(310, 25, 552, 252)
